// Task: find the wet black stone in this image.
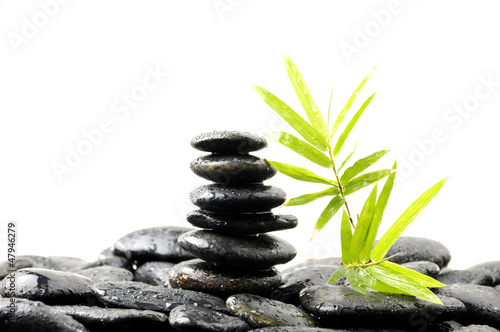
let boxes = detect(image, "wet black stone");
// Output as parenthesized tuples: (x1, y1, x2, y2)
(187, 210, 298, 234)
(75, 266, 134, 283)
(1, 268, 94, 305)
(467, 261, 500, 285)
(169, 258, 282, 297)
(401, 260, 441, 278)
(190, 184, 286, 213)
(382, 237, 452, 268)
(191, 130, 267, 154)
(435, 284, 500, 328)
(89, 247, 133, 270)
(299, 285, 465, 328)
(48, 256, 89, 272)
(134, 261, 176, 287)
(91, 281, 225, 314)
(190, 154, 276, 184)
(0, 257, 33, 279)
(270, 265, 339, 304)
(251, 328, 406, 332)
(178, 230, 296, 269)
(0, 298, 89, 332)
(112, 226, 196, 264)
(226, 293, 318, 328)
(437, 269, 495, 286)
(169, 304, 250, 332)
(281, 257, 342, 274)
(52, 305, 170, 332)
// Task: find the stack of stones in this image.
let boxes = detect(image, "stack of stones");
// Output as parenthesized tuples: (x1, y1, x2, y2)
(170, 130, 298, 297)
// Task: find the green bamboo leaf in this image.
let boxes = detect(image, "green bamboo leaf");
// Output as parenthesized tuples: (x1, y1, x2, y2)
(266, 160, 338, 186)
(349, 184, 378, 264)
(271, 131, 331, 168)
(360, 267, 411, 295)
(333, 93, 376, 158)
(312, 195, 346, 238)
(346, 268, 368, 295)
(284, 54, 328, 137)
(359, 161, 397, 263)
(378, 261, 446, 288)
(340, 209, 352, 265)
(371, 178, 447, 262)
(253, 85, 328, 150)
(344, 169, 393, 196)
(330, 66, 376, 138)
(286, 187, 339, 207)
(338, 141, 358, 171)
(368, 265, 443, 305)
(340, 150, 390, 184)
(327, 265, 347, 284)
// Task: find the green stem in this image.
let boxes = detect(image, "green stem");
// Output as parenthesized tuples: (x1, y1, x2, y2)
(327, 144, 355, 229)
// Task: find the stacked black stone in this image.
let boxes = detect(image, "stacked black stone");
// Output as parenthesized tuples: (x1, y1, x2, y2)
(170, 130, 298, 297)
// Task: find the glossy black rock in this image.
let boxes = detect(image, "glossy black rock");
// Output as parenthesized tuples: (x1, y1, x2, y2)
(299, 285, 465, 328)
(382, 237, 452, 268)
(437, 269, 495, 286)
(281, 257, 342, 274)
(112, 226, 195, 264)
(270, 265, 339, 304)
(435, 284, 500, 328)
(169, 304, 250, 332)
(0, 268, 94, 305)
(52, 305, 170, 332)
(226, 293, 318, 328)
(91, 281, 225, 314)
(0, 257, 33, 279)
(178, 230, 296, 269)
(190, 184, 286, 212)
(186, 210, 298, 234)
(134, 261, 176, 287)
(75, 266, 134, 283)
(190, 154, 276, 184)
(191, 130, 267, 154)
(401, 260, 440, 278)
(0, 298, 89, 332)
(467, 261, 500, 285)
(169, 259, 281, 297)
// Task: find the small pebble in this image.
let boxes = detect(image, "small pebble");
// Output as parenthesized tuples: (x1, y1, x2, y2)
(134, 261, 176, 287)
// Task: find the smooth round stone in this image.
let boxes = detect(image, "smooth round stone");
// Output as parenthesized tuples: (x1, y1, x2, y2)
(91, 281, 226, 314)
(186, 210, 298, 234)
(112, 226, 196, 264)
(459, 325, 500, 331)
(190, 184, 286, 212)
(134, 261, 176, 287)
(191, 130, 267, 154)
(467, 261, 500, 285)
(0, 268, 94, 305)
(382, 237, 452, 268)
(270, 265, 339, 304)
(401, 260, 440, 278)
(251, 328, 407, 332)
(169, 304, 250, 332)
(190, 154, 276, 184)
(0, 257, 33, 280)
(437, 269, 495, 286)
(0, 298, 89, 332)
(299, 285, 465, 328)
(94, 247, 133, 270)
(435, 284, 500, 328)
(178, 230, 296, 269)
(226, 293, 318, 328)
(75, 266, 133, 283)
(48, 256, 89, 272)
(15, 255, 59, 270)
(52, 305, 169, 332)
(281, 257, 342, 274)
(169, 259, 282, 297)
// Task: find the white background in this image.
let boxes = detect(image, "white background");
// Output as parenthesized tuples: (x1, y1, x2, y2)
(1, 1, 499, 269)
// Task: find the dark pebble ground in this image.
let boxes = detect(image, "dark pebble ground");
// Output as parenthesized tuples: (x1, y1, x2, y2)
(2, 131, 499, 331)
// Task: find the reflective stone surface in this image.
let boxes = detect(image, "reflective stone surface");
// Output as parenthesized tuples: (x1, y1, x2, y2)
(169, 304, 250, 332)
(190, 130, 267, 154)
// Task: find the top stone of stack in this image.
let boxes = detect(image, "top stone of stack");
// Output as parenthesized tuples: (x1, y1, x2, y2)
(190, 130, 267, 154)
